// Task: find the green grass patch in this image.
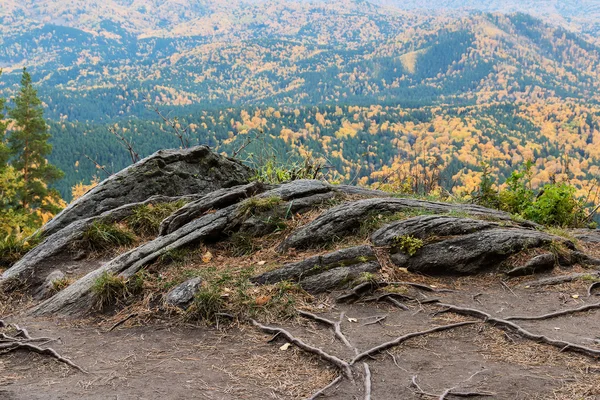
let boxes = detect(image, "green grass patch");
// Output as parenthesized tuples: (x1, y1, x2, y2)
(82, 221, 136, 252)
(394, 235, 424, 256)
(91, 271, 129, 310)
(238, 196, 282, 217)
(127, 200, 187, 236)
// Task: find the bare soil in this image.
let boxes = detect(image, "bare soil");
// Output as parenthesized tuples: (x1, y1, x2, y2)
(3, 268, 600, 400)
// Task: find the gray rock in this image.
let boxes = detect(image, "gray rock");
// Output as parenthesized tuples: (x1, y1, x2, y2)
(35, 270, 66, 299)
(165, 277, 203, 309)
(506, 254, 556, 277)
(279, 197, 512, 251)
(389, 225, 573, 275)
(159, 182, 267, 235)
(371, 215, 498, 246)
(572, 229, 600, 243)
(252, 245, 376, 285)
(30, 206, 235, 317)
(1, 194, 201, 286)
(300, 262, 380, 293)
(42, 146, 252, 237)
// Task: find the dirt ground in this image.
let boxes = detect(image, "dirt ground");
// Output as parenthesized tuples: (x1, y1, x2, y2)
(3, 271, 600, 400)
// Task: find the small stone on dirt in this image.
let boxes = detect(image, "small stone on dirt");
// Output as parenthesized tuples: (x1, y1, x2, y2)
(165, 277, 203, 309)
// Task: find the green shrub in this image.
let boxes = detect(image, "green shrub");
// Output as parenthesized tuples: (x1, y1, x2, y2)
(498, 161, 535, 215)
(523, 184, 585, 227)
(394, 235, 424, 256)
(251, 155, 323, 184)
(82, 221, 136, 252)
(0, 234, 41, 267)
(127, 200, 186, 236)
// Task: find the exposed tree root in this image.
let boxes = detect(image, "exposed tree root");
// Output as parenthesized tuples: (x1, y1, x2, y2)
(298, 310, 355, 351)
(0, 322, 84, 372)
(383, 281, 454, 293)
(0, 342, 87, 373)
(337, 281, 380, 303)
(505, 302, 600, 321)
(411, 371, 495, 399)
(521, 272, 600, 287)
(350, 321, 478, 364)
(250, 319, 353, 378)
(436, 303, 600, 359)
(307, 375, 343, 400)
(363, 362, 372, 400)
(588, 282, 600, 297)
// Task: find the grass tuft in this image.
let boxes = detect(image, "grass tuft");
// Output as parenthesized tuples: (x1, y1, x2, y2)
(127, 200, 186, 237)
(82, 221, 136, 252)
(92, 271, 129, 310)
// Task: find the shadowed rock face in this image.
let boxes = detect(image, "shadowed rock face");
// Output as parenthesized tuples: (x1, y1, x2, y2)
(42, 146, 253, 237)
(375, 215, 573, 275)
(251, 245, 380, 293)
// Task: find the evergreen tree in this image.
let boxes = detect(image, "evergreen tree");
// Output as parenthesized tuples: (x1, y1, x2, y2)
(7, 68, 64, 216)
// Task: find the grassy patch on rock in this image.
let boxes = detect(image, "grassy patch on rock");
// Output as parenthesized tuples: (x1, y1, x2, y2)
(82, 221, 136, 253)
(127, 200, 187, 237)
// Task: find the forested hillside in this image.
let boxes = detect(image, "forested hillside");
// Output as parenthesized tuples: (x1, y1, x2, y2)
(1, 1, 600, 200)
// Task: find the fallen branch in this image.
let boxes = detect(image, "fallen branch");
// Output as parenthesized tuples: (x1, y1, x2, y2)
(0, 342, 87, 373)
(363, 363, 372, 400)
(250, 319, 353, 378)
(505, 302, 600, 321)
(307, 375, 343, 400)
(500, 281, 518, 298)
(298, 310, 354, 351)
(436, 303, 600, 359)
(363, 315, 388, 326)
(351, 321, 478, 364)
(107, 313, 138, 332)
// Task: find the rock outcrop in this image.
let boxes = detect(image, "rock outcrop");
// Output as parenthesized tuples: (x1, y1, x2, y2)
(4, 146, 596, 318)
(279, 198, 513, 251)
(42, 146, 252, 237)
(372, 215, 574, 275)
(252, 245, 379, 293)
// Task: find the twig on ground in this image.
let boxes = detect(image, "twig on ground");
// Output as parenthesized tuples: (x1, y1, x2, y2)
(500, 281, 518, 297)
(363, 363, 372, 400)
(307, 375, 343, 400)
(505, 302, 600, 321)
(436, 303, 600, 359)
(108, 313, 138, 332)
(472, 293, 483, 305)
(250, 319, 353, 378)
(351, 321, 478, 364)
(363, 315, 388, 326)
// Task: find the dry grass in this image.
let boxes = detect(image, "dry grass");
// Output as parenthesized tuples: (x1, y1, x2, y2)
(231, 346, 338, 399)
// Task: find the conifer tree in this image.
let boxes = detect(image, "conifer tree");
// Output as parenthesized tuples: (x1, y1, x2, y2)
(7, 68, 64, 215)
